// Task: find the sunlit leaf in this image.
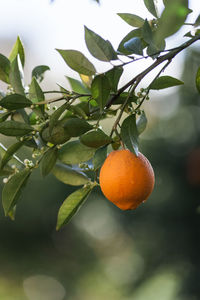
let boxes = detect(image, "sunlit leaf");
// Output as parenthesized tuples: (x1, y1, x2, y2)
(80, 74, 93, 88)
(57, 49, 96, 76)
(9, 56, 25, 96)
(9, 36, 25, 67)
(149, 76, 184, 90)
(66, 76, 90, 94)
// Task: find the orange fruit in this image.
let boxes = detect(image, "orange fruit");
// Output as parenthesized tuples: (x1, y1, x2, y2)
(99, 149, 155, 210)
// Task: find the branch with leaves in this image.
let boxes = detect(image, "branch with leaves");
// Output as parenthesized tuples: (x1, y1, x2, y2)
(0, 0, 200, 229)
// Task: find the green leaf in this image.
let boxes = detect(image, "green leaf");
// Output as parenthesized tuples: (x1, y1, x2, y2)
(56, 49, 96, 76)
(69, 105, 88, 119)
(66, 76, 90, 94)
(29, 77, 45, 117)
(112, 92, 138, 105)
(66, 76, 90, 102)
(0, 120, 34, 136)
(105, 67, 123, 92)
(0, 54, 10, 83)
(0, 142, 24, 169)
(63, 118, 93, 137)
(52, 163, 89, 186)
(56, 184, 93, 230)
(0, 94, 32, 110)
(149, 75, 184, 90)
(121, 114, 139, 156)
(2, 168, 31, 216)
(0, 111, 11, 123)
(117, 28, 146, 55)
(58, 140, 96, 165)
(136, 111, 147, 135)
(49, 102, 69, 134)
(144, 0, 158, 18)
(41, 147, 58, 177)
(196, 66, 200, 94)
(32, 65, 50, 82)
(41, 125, 70, 145)
(142, 19, 154, 45)
(9, 56, 25, 96)
(84, 26, 117, 61)
(9, 36, 25, 67)
(92, 146, 107, 170)
(0, 141, 24, 170)
(117, 13, 144, 27)
(124, 37, 143, 55)
(146, 39, 166, 57)
(29, 77, 44, 103)
(91, 75, 110, 112)
(80, 129, 112, 148)
(156, 0, 191, 40)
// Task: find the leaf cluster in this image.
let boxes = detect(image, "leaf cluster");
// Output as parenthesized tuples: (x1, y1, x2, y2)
(0, 0, 200, 229)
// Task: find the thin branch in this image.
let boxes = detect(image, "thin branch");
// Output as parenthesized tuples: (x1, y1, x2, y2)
(35, 93, 90, 105)
(135, 59, 172, 111)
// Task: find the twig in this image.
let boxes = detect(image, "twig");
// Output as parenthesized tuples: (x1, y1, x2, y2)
(135, 59, 172, 111)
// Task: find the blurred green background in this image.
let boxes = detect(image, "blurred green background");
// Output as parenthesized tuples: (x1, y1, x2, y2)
(0, 0, 200, 299)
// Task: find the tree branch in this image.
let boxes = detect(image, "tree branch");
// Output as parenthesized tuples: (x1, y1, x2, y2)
(105, 33, 200, 109)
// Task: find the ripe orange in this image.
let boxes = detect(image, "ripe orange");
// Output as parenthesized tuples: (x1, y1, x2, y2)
(99, 149, 155, 210)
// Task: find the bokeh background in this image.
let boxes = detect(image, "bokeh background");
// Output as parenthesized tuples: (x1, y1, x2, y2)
(0, 0, 200, 299)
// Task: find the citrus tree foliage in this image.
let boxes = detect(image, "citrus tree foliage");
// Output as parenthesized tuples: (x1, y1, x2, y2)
(0, 0, 200, 229)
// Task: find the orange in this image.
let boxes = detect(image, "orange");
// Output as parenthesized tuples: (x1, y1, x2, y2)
(99, 149, 155, 210)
